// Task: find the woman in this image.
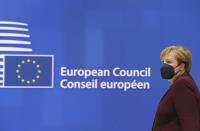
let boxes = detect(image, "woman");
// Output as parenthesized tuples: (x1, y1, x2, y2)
(152, 46, 200, 131)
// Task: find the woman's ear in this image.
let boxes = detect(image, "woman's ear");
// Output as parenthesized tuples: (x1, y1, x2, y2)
(180, 63, 185, 71)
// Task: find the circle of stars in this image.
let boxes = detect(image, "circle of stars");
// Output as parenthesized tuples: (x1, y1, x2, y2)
(16, 59, 42, 84)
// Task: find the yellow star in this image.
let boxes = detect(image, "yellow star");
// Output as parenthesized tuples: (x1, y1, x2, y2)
(36, 64, 40, 68)
(36, 75, 40, 79)
(27, 80, 30, 84)
(38, 70, 41, 73)
(16, 69, 19, 73)
(17, 75, 21, 79)
(17, 64, 21, 68)
(27, 59, 31, 62)
(21, 60, 25, 64)
(32, 61, 36, 64)
(32, 79, 36, 83)
(21, 79, 25, 83)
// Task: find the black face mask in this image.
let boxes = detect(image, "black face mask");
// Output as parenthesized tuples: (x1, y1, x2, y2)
(160, 63, 180, 79)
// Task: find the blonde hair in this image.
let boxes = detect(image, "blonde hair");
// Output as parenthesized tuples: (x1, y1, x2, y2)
(160, 46, 192, 73)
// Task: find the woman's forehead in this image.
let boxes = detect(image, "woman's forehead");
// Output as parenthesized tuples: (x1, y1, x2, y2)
(162, 52, 176, 60)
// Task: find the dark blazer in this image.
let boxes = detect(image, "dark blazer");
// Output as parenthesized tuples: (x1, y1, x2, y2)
(152, 73, 200, 131)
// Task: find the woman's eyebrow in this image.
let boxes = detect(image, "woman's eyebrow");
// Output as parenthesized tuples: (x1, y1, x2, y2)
(161, 58, 173, 62)
(165, 58, 173, 61)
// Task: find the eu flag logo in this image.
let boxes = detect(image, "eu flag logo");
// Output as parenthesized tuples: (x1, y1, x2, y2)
(0, 55, 54, 88)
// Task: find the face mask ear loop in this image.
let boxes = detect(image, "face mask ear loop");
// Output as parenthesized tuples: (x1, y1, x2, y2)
(174, 63, 181, 69)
